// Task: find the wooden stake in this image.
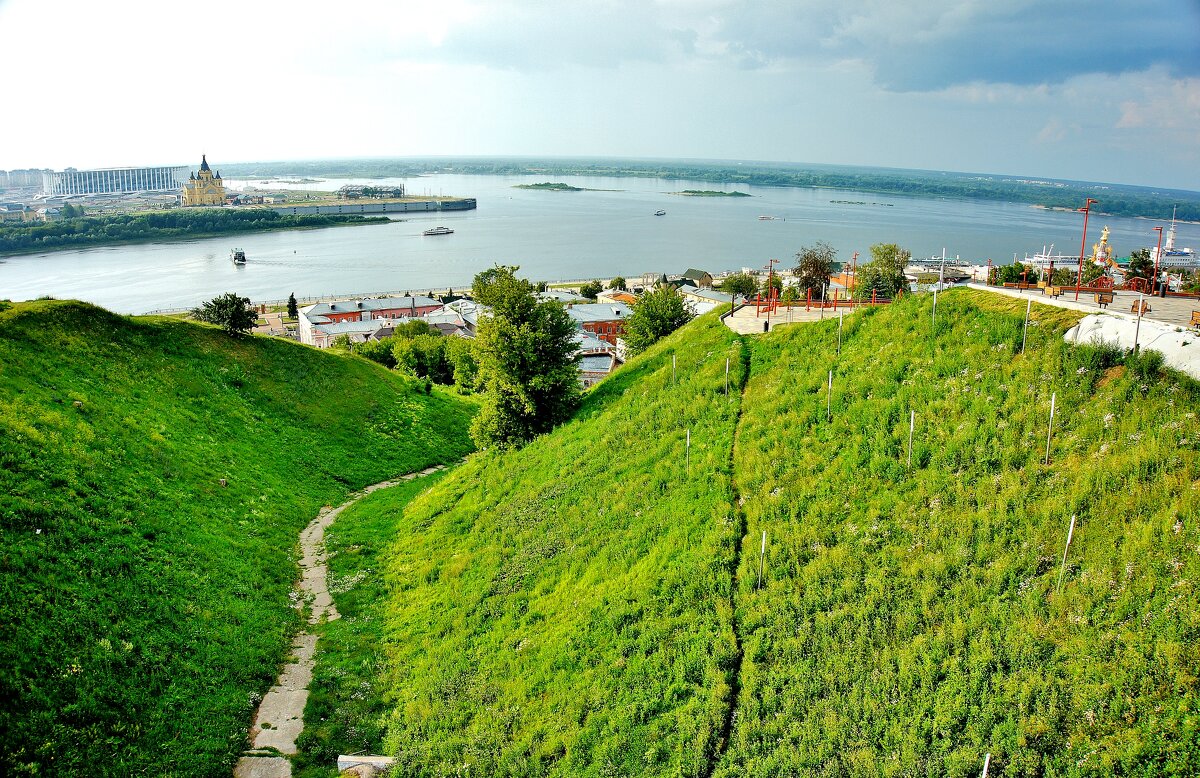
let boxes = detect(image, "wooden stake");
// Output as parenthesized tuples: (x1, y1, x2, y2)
(981, 753, 991, 778)
(1056, 514, 1077, 593)
(1133, 292, 1144, 353)
(1044, 392, 1056, 465)
(686, 428, 691, 475)
(932, 287, 938, 330)
(1021, 297, 1031, 353)
(827, 370, 833, 420)
(908, 409, 915, 468)
(837, 309, 843, 355)
(725, 357, 730, 396)
(757, 530, 767, 589)
(672, 353, 677, 384)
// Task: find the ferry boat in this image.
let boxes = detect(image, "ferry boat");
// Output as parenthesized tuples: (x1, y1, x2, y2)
(230, 248, 246, 265)
(1151, 208, 1198, 270)
(1021, 244, 1077, 270)
(423, 226, 453, 236)
(654, 210, 666, 216)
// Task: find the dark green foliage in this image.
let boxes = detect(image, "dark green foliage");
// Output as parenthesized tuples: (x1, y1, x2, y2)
(394, 333, 451, 383)
(470, 266, 580, 449)
(624, 284, 694, 356)
(854, 242, 912, 299)
(996, 262, 1041, 285)
(793, 240, 837, 298)
(579, 280, 602, 300)
(370, 316, 748, 776)
(1127, 247, 1153, 281)
(0, 209, 384, 255)
(191, 292, 257, 337)
(352, 338, 397, 369)
(719, 273, 758, 299)
(0, 300, 475, 776)
(610, 276, 627, 291)
(287, 293, 299, 320)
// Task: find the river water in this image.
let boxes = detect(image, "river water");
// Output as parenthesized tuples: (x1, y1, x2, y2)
(1, 173, 1194, 314)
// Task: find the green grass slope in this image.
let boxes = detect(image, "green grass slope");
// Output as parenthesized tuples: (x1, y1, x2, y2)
(369, 315, 747, 776)
(721, 289, 1200, 776)
(0, 300, 474, 776)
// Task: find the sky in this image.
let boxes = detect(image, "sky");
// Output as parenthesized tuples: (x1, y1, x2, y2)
(1, 0, 1198, 190)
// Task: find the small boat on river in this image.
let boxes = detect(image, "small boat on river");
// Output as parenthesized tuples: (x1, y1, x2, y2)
(423, 226, 454, 236)
(654, 210, 666, 216)
(230, 248, 246, 265)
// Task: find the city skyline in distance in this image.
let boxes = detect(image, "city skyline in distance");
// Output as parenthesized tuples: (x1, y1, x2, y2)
(1, 0, 1198, 191)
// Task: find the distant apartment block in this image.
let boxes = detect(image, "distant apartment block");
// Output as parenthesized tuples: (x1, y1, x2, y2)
(0, 169, 50, 189)
(41, 165, 190, 196)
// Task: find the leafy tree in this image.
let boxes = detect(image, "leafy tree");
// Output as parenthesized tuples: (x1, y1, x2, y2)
(780, 286, 800, 303)
(1126, 247, 1153, 282)
(793, 241, 836, 299)
(286, 293, 298, 320)
(354, 338, 397, 369)
(330, 334, 353, 350)
(623, 284, 694, 356)
(444, 336, 479, 393)
(610, 276, 627, 291)
(760, 274, 783, 297)
(191, 292, 256, 337)
(854, 243, 911, 300)
(394, 334, 451, 383)
(720, 273, 758, 300)
(470, 265, 581, 449)
(473, 265, 522, 305)
(579, 280, 602, 299)
(996, 263, 1039, 285)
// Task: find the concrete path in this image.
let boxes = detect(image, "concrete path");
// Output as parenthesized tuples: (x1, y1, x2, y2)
(233, 465, 446, 778)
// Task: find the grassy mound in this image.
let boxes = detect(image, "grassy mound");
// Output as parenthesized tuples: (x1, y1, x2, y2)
(367, 315, 747, 775)
(721, 289, 1200, 775)
(0, 300, 474, 776)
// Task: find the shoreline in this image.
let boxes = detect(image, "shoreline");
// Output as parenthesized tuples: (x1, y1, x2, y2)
(0, 217, 389, 259)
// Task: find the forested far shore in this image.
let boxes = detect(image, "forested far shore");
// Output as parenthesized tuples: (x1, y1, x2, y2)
(218, 157, 1200, 221)
(0, 210, 388, 255)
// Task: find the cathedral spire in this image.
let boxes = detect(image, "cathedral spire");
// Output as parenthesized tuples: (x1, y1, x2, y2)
(200, 154, 210, 172)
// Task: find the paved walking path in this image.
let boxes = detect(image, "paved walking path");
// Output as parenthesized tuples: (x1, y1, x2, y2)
(233, 465, 446, 778)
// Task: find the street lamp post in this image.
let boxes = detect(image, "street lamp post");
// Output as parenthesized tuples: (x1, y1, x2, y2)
(1075, 198, 1098, 302)
(1153, 226, 1164, 295)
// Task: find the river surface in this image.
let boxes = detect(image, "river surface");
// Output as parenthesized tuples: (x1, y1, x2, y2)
(1, 173, 1194, 314)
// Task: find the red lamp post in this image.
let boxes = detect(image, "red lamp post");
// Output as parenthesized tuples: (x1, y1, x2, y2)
(1152, 226, 1164, 294)
(1075, 197, 1098, 302)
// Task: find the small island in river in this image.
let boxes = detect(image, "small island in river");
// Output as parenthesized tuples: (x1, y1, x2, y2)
(513, 182, 617, 192)
(671, 190, 752, 197)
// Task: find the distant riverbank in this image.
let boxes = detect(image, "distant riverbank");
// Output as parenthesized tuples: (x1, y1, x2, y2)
(0, 210, 388, 257)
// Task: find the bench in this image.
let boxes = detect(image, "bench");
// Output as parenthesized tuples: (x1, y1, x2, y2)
(1095, 292, 1114, 309)
(1191, 311, 1200, 330)
(1131, 300, 1151, 316)
(1043, 285, 1063, 299)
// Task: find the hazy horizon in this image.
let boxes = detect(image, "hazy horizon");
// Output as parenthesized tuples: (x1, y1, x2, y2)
(2, 1, 1198, 190)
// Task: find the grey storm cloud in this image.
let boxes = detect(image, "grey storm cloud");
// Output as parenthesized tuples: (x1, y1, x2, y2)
(404, 0, 1200, 90)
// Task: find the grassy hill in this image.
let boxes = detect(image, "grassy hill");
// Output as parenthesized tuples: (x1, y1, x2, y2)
(321, 290, 1198, 776)
(0, 300, 475, 776)
(720, 290, 1200, 776)
(338, 315, 749, 776)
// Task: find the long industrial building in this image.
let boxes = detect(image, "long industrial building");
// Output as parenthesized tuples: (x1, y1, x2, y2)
(41, 165, 190, 196)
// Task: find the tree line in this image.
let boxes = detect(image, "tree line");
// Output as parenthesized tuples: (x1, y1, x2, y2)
(219, 158, 1200, 221)
(0, 209, 385, 254)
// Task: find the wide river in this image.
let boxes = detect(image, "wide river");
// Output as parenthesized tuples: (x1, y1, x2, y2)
(1, 173, 1195, 314)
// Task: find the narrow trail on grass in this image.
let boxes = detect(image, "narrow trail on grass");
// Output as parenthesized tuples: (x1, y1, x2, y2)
(233, 465, 446, 778)
(705, 338, 753, 778)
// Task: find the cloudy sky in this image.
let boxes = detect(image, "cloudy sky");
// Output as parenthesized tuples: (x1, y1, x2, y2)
(2, 0, 1198, 189)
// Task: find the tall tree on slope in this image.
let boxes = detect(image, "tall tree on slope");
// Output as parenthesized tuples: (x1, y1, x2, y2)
(471, 265, 580, 449)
